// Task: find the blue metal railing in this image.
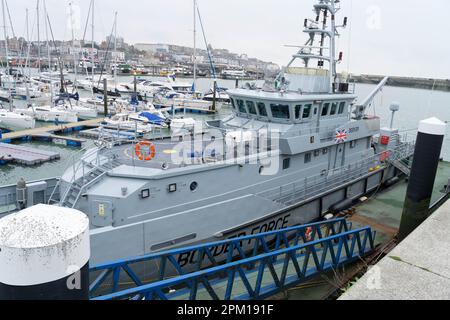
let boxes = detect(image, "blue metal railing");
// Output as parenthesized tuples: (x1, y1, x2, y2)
(92, 225, 374, 300)
(90, 218, 374, 300)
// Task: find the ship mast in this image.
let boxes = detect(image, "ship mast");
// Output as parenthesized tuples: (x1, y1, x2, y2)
(193, 0, 197, 92)
(1, 0, 12, 110)
(285, 0, 344, 94)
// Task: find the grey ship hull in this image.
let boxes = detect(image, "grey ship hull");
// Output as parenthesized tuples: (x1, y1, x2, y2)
(89, 163, 393, 278)
(89, 165, 395, 291)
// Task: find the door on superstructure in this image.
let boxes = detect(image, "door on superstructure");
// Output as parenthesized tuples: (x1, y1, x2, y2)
(330, 143, 346, 171)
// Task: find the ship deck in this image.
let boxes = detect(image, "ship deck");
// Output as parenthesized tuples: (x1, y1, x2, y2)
(103, 136, 232, 170)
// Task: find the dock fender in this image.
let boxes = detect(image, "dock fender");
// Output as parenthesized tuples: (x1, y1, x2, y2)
(383, 176, 400, 188)
(329, 198, 354, 214)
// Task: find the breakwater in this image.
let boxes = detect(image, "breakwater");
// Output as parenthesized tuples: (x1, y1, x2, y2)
(352, 74, 450, 92)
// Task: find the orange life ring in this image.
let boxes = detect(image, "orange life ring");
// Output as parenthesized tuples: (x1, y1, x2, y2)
(135, 141, 156, 161)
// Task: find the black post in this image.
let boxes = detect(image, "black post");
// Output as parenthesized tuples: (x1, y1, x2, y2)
(0, 205, 90, 300)
(212, 80, 217, 112)
(398, 118, 447, 241)
(235, 78, 239, 89)
(103, 78, 108, 116)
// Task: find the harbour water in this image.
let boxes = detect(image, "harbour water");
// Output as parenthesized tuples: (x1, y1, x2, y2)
(1, 78, 449, 187)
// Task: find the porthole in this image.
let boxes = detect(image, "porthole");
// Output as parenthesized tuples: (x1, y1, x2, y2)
(190, 182, 199, 192)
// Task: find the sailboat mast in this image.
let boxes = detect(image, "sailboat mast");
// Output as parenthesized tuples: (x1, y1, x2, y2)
(43, 0, 53, 104)
(113, 12, 117, 90)
(193, 0, 197, 92)
(91, 0, 95, 94)
(26, 9, 29, 42)
(36, 0, 41, 78)
(69, 2, 78, 89)
(1, 0, 12, 110)
(23, 7, 31, 103)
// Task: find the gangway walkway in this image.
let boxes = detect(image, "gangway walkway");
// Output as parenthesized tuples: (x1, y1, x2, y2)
(90, 218, 375, 300)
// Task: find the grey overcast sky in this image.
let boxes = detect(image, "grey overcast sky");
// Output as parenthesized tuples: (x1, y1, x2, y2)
(4, 0, 450, 78)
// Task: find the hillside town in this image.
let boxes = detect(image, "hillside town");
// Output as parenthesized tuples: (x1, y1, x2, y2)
(0, 36, 280, 79)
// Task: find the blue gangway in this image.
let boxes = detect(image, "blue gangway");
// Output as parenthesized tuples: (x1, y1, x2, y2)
(90, 218, 375, 300)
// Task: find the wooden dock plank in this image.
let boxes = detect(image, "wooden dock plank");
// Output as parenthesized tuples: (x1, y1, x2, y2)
(0, 118, 103, 142)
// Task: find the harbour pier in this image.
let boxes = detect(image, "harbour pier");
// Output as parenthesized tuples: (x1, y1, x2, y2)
(0, 142, 60, 166)
(339, 199, 450, 300)
(0, 119, 103, 146)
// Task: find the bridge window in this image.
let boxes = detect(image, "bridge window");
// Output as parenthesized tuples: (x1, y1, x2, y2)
(237, 100, 247, 113)
(246, 101, 257, 115)
(230, 98, 235, 109)
(330, 102, 338, 116)
(270, 104, 290, 119)
(303, 104, 312, 119)
(338, 102, 346, 114)
(257, 102, 268, 117)
(321, 103, 330, 117)
(295, 105, 302, 119)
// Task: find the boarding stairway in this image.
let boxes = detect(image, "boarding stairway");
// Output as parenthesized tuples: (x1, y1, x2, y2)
(49, 147, 122, 208)
(89, 218, 375, 300)
(388, 159, 412, 176)
(387, 139, 415, 177)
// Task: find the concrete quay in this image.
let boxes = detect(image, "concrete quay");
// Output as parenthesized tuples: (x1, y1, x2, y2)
(339, 199, 450, 300)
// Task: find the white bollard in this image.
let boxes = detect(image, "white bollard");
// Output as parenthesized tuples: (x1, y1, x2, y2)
(0, 204, 90, 300)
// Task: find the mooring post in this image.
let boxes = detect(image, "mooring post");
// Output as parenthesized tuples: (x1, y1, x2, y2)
(103, 78, 108, 116)
(398, 117, 447, 241)
(212, 80, 217, 112)
(0, 204, 90, 300)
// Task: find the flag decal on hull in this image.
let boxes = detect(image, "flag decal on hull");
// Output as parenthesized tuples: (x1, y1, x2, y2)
(335, 129, 348, 144)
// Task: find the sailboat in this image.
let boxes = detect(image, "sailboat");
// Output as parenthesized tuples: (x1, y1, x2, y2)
(22, 0, 79, 124)
(0, 108, 35, 131)
(0, 0, 35, 131)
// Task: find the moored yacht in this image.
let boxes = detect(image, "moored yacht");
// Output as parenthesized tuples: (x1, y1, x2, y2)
(0, 108, 35, 131)
(22, 105, 79, 123)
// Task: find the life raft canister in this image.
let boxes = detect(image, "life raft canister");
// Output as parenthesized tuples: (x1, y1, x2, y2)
(380, 151, 390, 162)
(135, 141, 156, 161)
(305, 227, 313, 242)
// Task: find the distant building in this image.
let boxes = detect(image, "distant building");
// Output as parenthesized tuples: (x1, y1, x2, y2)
(135, 43, 169, 53)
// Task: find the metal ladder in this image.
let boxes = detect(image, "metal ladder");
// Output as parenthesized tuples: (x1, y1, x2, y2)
(389, 159, 412, 176)
(59, 153, 122, 208)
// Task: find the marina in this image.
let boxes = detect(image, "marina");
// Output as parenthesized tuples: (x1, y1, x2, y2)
(0, 0, 449, 305)
(0, 118, 101, 144)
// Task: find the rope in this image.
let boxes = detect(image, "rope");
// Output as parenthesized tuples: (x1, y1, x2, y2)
(81, 0, 92, 43)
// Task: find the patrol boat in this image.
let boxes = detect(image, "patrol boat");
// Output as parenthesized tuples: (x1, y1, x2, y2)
(52, 0, 414, 267)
